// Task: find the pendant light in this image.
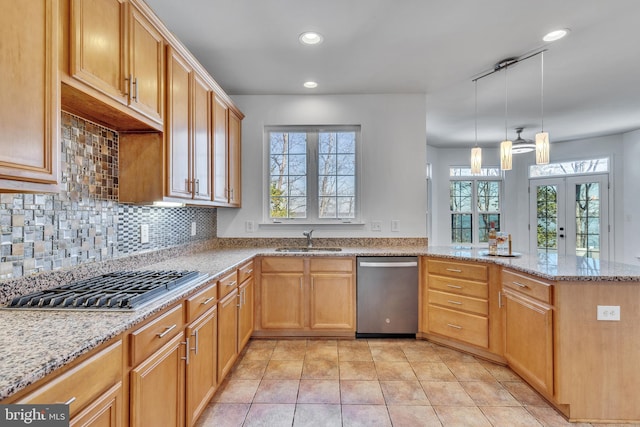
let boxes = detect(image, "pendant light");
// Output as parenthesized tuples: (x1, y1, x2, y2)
(470, 80, 482, 174)
(535, 51, 550, 164)
(500, 64, 512, 171)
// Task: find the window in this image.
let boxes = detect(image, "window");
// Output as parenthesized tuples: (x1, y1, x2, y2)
(529, 157, 609, 178)
(267, 126, 359, 223)
(449, 167, 502, 244)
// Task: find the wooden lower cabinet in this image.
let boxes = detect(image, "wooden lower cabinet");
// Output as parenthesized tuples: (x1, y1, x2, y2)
(503, 288, 554, 397)
(185, 307, 217, 427)
(309, 271, 355, 330)
(217, 289, 238, 382)
(130, 332, 185, 427)
(70, 382, 122, 427)
(256, 256, 355, 336)
(238, 275, 254, 351)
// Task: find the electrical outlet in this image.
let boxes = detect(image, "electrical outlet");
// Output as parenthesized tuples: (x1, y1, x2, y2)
(391, 220, 400, 232)
(245, 220, 255, 233)
(191, 222, 197, 236)
(140, 224, 149, 244)
(371, 221, 382, 232)
(597, 305, 621, 321)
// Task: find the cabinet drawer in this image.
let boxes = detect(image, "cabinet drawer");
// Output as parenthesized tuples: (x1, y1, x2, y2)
(130, 304, 184, 366)
(428, 289, 488, 316)
(428, 274, 488, 298)
(238, 260, 254, 283)
(261, 257, 304, 273)
(502, 269, 552, 304)
(17, 340, 122, 418)
(428, 305, 488, 348)
(427, 259, 488, 281)
(186, 280, 217, 323)
(218, 270, 238, 299)
(310, 257, 353, 273)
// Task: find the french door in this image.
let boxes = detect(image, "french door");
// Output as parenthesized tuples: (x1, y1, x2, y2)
(529, 174, 609, 260)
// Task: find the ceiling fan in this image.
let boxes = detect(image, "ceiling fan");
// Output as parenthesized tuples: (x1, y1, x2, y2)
(511, 127, 535, 154)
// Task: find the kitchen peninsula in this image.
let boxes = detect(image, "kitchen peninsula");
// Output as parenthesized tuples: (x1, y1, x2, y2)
(1, 241, 639, 424)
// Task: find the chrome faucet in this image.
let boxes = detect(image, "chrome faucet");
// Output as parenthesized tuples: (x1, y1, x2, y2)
(303, 229, 314, 248)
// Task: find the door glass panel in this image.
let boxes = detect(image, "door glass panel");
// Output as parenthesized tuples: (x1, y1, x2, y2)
(536, 185, 558, 254)
(574, 182, 600, 259)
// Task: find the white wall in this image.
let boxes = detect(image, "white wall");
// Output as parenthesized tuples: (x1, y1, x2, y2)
(428, 133, 633, 262)
(623, 129, 640, 265)
(217, 94, 427, 238)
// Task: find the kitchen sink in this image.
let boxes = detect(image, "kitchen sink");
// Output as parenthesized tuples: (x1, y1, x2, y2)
(275, 247, 342, 252)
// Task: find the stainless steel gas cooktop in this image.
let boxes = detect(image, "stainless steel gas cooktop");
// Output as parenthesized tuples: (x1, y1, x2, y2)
(5, 270, 206, 311)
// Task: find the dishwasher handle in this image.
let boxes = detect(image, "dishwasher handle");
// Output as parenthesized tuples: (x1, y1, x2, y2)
(359, 261, 418, 268)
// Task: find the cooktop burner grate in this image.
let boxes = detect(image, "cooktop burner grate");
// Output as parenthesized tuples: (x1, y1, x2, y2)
(6, 270, 202, 310)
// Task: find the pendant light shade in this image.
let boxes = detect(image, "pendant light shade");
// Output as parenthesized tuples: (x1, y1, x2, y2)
(471, 147, 482, 174)
(535, 131, 550, 164)
(500, 140, 512, 170)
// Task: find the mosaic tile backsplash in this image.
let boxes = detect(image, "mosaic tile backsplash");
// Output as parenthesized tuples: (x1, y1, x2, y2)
(0, 112, 216, 280)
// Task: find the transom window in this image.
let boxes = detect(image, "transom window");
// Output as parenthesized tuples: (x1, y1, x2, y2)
(449, 167, 502, 244)
(267, 125, 359, 223)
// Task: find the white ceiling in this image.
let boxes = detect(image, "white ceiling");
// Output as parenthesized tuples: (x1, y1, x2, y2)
(145, 0, 640, 147)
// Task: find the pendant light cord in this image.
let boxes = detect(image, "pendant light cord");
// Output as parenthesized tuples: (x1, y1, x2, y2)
(504, 66, 508, 140)
(540, 51, 545, 132)
(474, 80, 478, 146)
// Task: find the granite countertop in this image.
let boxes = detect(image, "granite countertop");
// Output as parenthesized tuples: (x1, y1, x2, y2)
(2, 243, 640, 401)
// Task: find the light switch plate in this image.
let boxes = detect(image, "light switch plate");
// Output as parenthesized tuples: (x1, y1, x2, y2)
(391, 220, 400, 232)
(140, 224, 149, 244)
(597, 305, 620, 321)
(371, 221, 382, 232)
(245, 221, 255, 233)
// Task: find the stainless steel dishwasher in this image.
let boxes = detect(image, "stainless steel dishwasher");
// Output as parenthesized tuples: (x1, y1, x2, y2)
(356, 256, 419, 338)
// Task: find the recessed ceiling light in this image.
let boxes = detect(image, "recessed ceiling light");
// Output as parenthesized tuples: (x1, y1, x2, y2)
(543, 28, 570, 42)
(304, 81, 318, 89)
(299, 31, 324, 45)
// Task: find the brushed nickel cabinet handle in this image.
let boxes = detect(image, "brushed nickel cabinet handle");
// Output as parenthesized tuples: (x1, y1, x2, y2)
(446, 268, 462, 273)
(447, 323, 463, 329)
(133, 77, 138, 101)
(182, 337, 190, 365)
(512, 281, 528, 289)
(192, 329, 199, 355)
(201, 297, 215, 305)
(446, 284, 462, 289)
(157, 324, 177, 338)
(447, 300, 463, 305)
(60, 397, 76, 406)
(498, 291, 503, 308)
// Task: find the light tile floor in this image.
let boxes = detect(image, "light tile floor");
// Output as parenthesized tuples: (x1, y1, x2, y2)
(195, 339, 638, 427)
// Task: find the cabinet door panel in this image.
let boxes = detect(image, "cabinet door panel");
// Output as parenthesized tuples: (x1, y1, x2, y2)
(0, 0, 59, 187)
(166, 48, 191, 198)
(70, 0, 126, 104)
(130, 333, 184, 427)
(238, 278, 254, 350)
(70, 382, 122, 427)
(503, 290, 554, 396)
(261, 273, 305, 329)
(192, 73, 212, 201)
(217, 291, 238, 381)
(228, 110, 241, 206)
(186, 308, 217, 427)
(212, 95, 228, 204)
(310, 273, 354, 330)
(128, 4, 164, 123)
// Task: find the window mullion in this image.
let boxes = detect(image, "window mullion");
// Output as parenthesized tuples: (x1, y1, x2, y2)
(308, 131, 319, 222)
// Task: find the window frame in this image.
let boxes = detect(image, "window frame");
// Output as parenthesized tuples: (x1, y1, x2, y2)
(449, 167, 503, 245)
(263, 125, 362, 225)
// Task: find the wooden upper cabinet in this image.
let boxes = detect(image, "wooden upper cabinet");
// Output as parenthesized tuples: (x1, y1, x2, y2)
(212, 95, 229, 205)
(192, 73, 212, 201)
(128, 2, 164, 123)
(166, 48, 192, 199)
(69, 0, 126, 104)
(166, 46, 213, 201)
(228, 110, 242, 206)
(0, 0, 59, 192)
(68, 0, 164, 126)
